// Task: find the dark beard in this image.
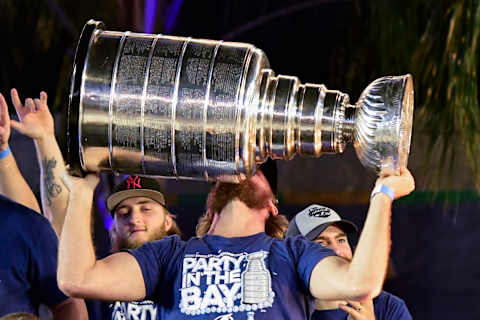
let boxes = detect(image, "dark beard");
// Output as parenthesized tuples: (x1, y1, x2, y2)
(207, 178, 272, 215)
(110, 224, 168, 252)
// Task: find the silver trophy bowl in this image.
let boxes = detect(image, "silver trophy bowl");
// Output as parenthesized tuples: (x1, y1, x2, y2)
(68, 20, 414, 181)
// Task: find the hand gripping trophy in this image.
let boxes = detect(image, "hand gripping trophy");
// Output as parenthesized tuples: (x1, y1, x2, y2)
(68, 20, 414, 181)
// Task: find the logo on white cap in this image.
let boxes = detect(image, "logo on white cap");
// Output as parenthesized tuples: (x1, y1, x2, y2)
(308, 206, 331, 218)
(295, 204, 342, 237)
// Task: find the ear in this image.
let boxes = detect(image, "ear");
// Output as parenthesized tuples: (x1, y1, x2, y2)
(206, 209, 214, 219)
(164, 214, 173, 232)
(207, 211, 220, 234)
(268, 200, 279, 216)
(109, 224, 118, 241)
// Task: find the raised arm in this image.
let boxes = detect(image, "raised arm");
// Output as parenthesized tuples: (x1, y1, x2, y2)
(0, 92, 41, 212)
(309, 168, 415, 301)
(57, 173, 147, 301)
(9, 89, 69, 236)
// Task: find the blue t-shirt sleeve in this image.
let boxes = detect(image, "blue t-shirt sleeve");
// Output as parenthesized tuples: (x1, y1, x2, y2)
(125, 235, 182, 298)
(386, 296, 413, 320)
(287, 235, 336, 292)
(375, 291, 413, 320)
(31, 220, 68, 307)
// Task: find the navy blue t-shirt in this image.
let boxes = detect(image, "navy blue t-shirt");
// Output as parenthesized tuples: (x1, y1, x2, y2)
(128, 232, 335, 319)
(0, 195, 68, 316)
(311, 291, 412, 320)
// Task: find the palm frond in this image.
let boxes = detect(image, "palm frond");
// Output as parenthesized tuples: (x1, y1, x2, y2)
(414, 0, 480, 190)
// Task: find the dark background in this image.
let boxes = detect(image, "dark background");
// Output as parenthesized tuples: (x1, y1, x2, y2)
(1, 1, 479, 319)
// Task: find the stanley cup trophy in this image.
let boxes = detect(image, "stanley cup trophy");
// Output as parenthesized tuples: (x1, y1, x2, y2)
(68, 20, 414, 182)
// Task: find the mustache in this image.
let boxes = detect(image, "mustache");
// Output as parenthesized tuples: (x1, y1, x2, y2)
(110, 225, 167, 252)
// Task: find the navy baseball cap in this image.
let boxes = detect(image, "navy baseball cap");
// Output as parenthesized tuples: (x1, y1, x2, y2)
(286, 204, 358, 240)
(107, 175, 166, 212)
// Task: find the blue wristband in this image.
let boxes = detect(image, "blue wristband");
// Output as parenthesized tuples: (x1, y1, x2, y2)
(370, 184, 395, 201)
(0, 147, 11, 159)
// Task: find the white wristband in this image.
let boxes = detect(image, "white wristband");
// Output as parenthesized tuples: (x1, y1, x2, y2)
(371, 184, 395, 201)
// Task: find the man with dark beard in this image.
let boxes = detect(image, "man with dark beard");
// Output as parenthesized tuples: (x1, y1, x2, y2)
(58, 154, 415, 320)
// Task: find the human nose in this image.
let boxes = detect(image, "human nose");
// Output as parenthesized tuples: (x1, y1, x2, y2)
(329, 243, 344, 257)
(128, 208, 142, 224)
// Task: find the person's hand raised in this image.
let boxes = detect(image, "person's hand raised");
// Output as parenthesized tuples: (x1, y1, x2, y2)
(9, 88, 55, 141)
(375, 167, 415, 200)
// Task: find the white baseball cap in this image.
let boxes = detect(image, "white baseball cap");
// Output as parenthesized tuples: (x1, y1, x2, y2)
(286, 204, 358, 240)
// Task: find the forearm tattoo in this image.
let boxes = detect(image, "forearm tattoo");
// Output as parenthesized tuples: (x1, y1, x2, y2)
(42, 157, 62, 206)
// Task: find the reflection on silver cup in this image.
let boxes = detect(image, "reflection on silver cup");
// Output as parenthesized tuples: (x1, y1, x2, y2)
(68, 20, 414, 181)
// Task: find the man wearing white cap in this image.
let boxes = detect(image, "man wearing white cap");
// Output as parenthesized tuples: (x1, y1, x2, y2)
(287, 204, 413, 320)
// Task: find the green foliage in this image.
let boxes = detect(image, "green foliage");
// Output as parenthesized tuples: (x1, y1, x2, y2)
(414, 0, 480, 190)
(353, 0, 480, 191)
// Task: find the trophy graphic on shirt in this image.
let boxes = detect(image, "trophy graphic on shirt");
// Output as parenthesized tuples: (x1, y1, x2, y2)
(68, 20, 414, 181)
(241, 252, 271, 305)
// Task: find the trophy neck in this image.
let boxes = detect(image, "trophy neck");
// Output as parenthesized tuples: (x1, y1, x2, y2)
(256, 72, 351, 162)
(342, 105, 357, 143)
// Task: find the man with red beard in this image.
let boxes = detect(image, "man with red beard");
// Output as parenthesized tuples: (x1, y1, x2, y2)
(287, 204, 413, 320)
(58, 154, 415, 320)
(196, 159, 288, 239)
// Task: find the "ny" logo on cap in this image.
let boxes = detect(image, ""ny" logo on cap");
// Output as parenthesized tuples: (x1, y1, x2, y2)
(126, 176, 142, 189)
